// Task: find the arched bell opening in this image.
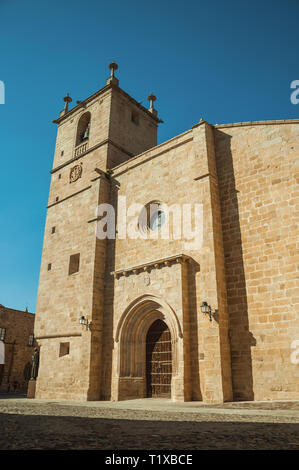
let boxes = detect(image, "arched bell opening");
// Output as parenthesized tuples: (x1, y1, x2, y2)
(76, 112, 91, 146)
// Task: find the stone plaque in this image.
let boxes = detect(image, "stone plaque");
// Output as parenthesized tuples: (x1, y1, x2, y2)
(144, 273, 150, 286)
(70, 163, 83, 183)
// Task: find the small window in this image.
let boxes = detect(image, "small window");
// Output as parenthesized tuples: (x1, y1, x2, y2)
(59, 342, 70, 357)
(51, 226, 56, 234)
(58, 174, 62, 179)
(23, 363, 31, 381)
(69, 253, 80, 275)
(47, 263, 52, 271)
(0, 328, 6, 341)
(28, 334, 34, 346)
(131, 111, 139, 125)
(55, 196, 59, 202)
(60, 150, 64, 156)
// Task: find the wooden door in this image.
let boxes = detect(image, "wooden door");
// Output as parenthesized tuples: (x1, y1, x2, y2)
(146, 319, 172, 398)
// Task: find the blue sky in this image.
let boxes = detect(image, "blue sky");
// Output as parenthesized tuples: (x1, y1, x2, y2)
(0, 0, 298, 312)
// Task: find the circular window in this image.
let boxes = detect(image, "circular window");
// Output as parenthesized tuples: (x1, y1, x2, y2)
(150, 209, 165, 231)
(138, 201, 165, 233)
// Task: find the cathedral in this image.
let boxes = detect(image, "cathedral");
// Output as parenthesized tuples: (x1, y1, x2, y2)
(32, 63, 299, 403)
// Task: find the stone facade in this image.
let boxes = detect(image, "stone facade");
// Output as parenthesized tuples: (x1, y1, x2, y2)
(33, 65, 299, 402)
(0, 305, 35, 393)
(215, 123, 299, 400)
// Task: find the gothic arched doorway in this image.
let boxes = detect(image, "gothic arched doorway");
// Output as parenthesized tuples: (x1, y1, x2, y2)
(146, 319, 172, 398)
(113, 294, 183, 401)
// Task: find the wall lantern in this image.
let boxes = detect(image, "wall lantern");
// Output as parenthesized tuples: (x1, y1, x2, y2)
(200, 302, 212, 321)
(79, 316, 92, 330)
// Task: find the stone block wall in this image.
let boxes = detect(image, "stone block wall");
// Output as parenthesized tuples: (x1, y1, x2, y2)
(33, 70, 299, 403)
(215, 121, 299, 400)
(34, 81, 160, 400)
(0, 306, 35, 393)
(101, 123, 233, 403)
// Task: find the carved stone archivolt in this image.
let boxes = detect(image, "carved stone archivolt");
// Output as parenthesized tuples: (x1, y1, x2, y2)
(69, 162, 83, 183)
(112, 293, 185, 401)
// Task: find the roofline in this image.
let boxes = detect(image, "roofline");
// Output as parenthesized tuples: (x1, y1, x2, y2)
(53, 83, 163, 125)
(111, 117, 299, 175)
(112, 127, 194, 175)
(0, 305, 35, 315)
(214, 118, 299, 129)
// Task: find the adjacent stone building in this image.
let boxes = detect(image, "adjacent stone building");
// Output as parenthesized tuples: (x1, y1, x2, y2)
(33, 64, 299, 403)
(0, 305, 35, 393)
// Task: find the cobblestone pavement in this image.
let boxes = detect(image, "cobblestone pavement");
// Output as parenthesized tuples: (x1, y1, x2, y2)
(0, 397, 298, 450)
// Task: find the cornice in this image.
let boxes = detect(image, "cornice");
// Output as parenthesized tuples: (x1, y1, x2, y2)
(111, 253, 193, 279)
(35, 332, 82, 340)
(46, 185, 91, 209)
(214, 118, 299, 129)
(50, 138, 134, 174)
(112, 133, 193, 176)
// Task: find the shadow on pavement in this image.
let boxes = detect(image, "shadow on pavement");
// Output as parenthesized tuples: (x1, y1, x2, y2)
(0, 412, 298, 450)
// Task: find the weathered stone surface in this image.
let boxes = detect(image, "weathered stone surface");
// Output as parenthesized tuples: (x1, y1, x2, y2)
(33, 72, 299, 403)
(0, 306, 35, 393)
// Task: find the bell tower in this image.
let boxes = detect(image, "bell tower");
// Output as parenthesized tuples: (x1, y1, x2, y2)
(33, 64, 161, 400)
